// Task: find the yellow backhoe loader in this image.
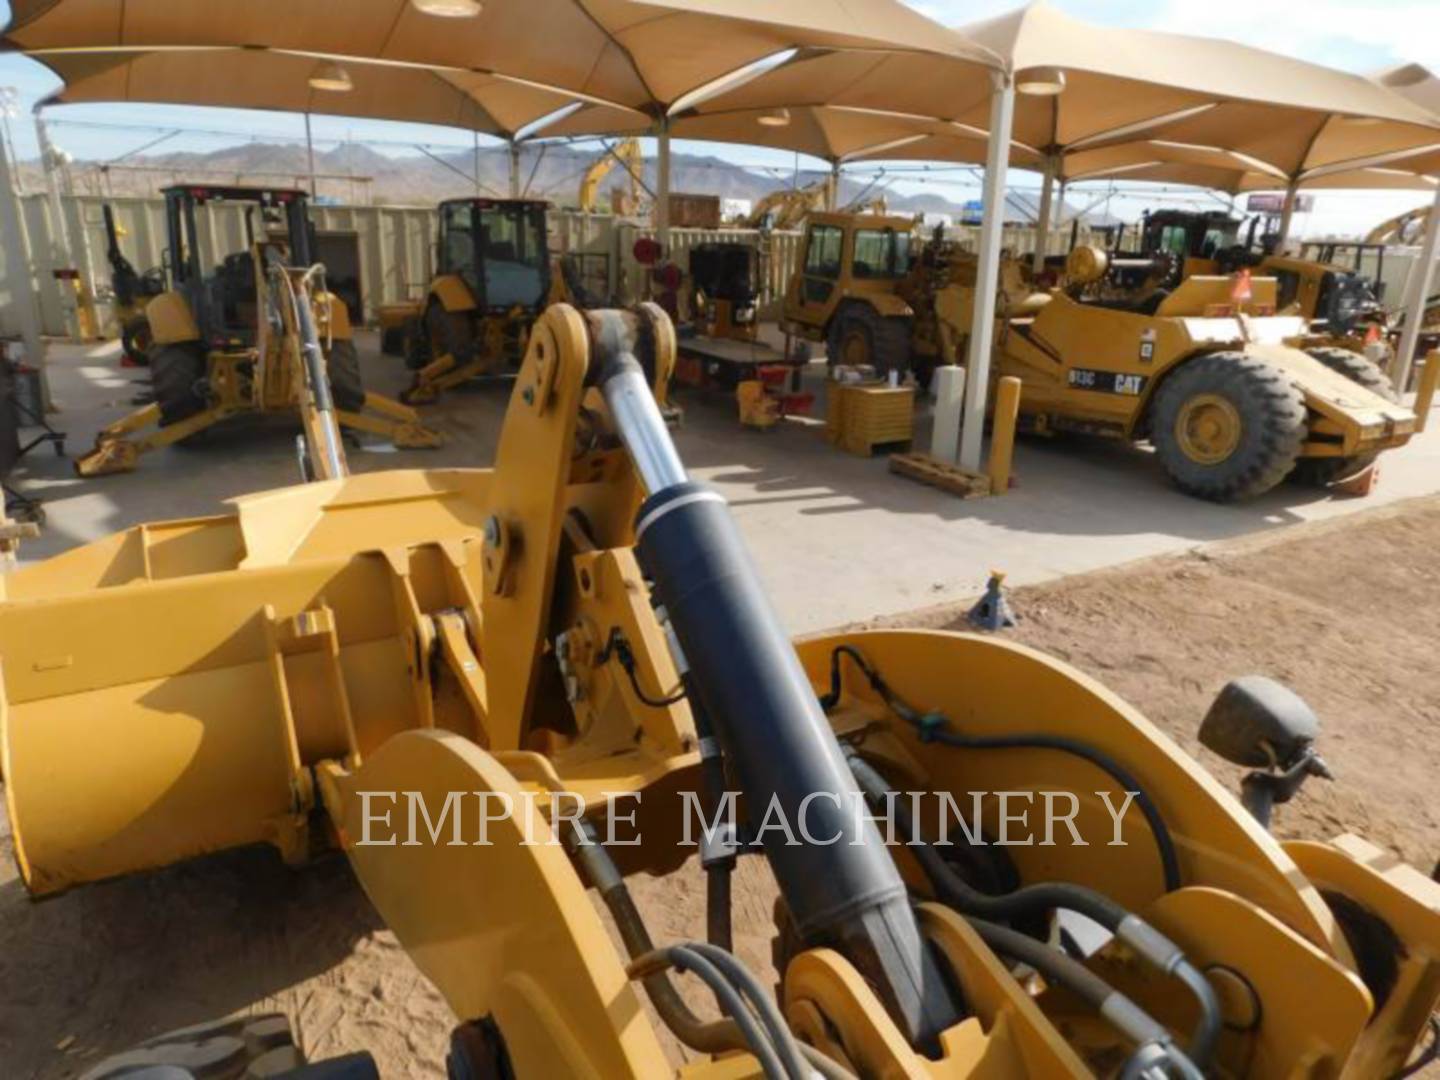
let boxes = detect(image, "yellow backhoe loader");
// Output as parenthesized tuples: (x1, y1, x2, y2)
(101, 203, 165, 366)
(75, 186, 440, 476)
(381, 196, 575, 404)
(578, 136, 646, 215)
(6, 300, 1440, 1079)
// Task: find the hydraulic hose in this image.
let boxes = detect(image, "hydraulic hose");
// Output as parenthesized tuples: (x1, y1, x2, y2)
(846, 751, 1221, 1070)
(821, 643, 1182, 893)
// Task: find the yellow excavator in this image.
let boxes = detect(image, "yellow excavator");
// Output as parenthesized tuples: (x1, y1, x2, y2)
(578, 136, 646, 215)
(5, 302, 1440, 1077)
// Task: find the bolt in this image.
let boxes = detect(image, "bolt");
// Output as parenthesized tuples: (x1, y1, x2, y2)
(522, 385, 536, 405)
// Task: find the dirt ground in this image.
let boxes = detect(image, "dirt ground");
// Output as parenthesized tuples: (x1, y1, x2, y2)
(3, 495, 1439, 1077)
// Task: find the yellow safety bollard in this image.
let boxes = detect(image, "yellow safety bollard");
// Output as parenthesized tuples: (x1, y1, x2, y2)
(988, 375, 1022, 494)
(1414, 349, 1439, 433)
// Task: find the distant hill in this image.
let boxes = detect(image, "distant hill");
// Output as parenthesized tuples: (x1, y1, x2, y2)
(24, 140, 1096, 224)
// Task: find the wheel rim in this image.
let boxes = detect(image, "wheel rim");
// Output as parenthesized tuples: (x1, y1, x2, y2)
(1175, 393, 1242, 465)
(840, 327, 870, 367)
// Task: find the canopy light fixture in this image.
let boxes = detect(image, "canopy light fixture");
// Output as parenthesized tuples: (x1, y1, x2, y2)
(758, 107, 792, 127)
(1016, 65, 1066, 96)
(308, 60, 353, 92)
(411, 0, 483, 15)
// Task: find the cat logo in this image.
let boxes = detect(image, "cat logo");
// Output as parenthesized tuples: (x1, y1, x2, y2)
(1068, 368, 1148, 396)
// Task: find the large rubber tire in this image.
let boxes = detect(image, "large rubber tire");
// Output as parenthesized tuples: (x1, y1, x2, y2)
(150, 340, 210, 426)
(826, 304, 912, 378)
(426, 299, 477, 369)
(1289, 346, 1398, 488)
(120, 316, 152, 366)
(1151, 352, 1307, 502)
(325, 338, 366, 413)
(80, 1013, 306, 1079)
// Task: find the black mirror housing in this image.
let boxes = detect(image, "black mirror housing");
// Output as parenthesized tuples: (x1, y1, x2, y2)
(1199, 676, 1320, 770)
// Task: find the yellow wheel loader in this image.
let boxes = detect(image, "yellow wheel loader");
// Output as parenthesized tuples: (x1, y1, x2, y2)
(75, 186, 441, 477)
(6, 300, 1440, 1078)
(382, 197, 575, 404)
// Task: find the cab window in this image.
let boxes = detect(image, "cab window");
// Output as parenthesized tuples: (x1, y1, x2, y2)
(803, 224, 844, 279)
(852, 229, 912, 279)
(440, 201, 477, 285)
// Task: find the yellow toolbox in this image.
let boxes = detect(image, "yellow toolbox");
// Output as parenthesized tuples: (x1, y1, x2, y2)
(825, 382, 915, 456)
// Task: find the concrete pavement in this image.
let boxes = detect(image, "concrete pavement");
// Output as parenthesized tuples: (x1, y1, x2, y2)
(11, 333, 1439, 634)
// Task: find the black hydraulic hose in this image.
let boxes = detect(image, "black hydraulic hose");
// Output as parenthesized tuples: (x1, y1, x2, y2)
(821, 644, 1181, 894)
(684, 943, 811, 1080)
(632, 947, 787, 1079)
(846, 752, 1222, 1071)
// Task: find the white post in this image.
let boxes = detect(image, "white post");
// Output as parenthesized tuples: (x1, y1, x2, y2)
(929, 365, 966, 463)
(959, 73, 1015, 473)
(1275, 180, 1299, 251)
(473, 131, 483, 196)
(1393, 182, 1440, 394)
(655, 116, 672, 254)
(304, 112, 318, 199)
(0, 118, 48, 408)
(34, 111, 80, 341)
(828, 160, 841, 211)
(508, 141, 521, 199)
(1031, 155, 1056, 274)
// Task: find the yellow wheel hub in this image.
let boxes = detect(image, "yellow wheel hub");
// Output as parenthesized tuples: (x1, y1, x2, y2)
(1175, 393, 1242, 465)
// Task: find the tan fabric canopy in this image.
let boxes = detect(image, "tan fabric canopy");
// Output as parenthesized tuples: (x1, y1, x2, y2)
(28, 47, 582, 139)
(3, 0, 998, 122)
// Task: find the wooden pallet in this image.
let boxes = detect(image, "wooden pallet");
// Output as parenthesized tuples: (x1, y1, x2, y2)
(888, 452, 993, 498)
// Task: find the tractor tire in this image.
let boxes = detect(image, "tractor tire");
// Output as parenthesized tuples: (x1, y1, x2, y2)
(403, 314, 433, 370)
(120, 316, 152, 366)
(325, 338, 367, 413)
(1289, 346, 1398, 488)
(426, 299, 477, 369)
(1150, 351, 1307, 502)
(80, 1012, 308, 1079)
(826, 305, 912, 378)
(150, 340, 210, 427)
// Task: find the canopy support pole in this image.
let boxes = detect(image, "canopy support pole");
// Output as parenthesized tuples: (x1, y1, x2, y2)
(34, 111, 80, 343)
(960, 73, 1015, 473)
(828, 160, 841, 210)
(1032, 155, 1056, 274)
(473, 132, 483, 197)
(0, 117, 48, 409)
(655, 116, 672, 254)
(1275, 180, 1299, 251)
(508, 141, 521, 198)
(1393, 182, 1440, 395)
(304, 113, 318, 199)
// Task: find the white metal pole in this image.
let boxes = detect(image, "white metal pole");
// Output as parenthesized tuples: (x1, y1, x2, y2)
(34, 111, 80, 341)
(1392, 182, 1440, 394)
(304, 112, 318, 199)
(1031, 155, 1056, 274)
(508, 141, 521, 199)
(959, 73, 1015, 473)
(828, 160, 841, 211)
(655, 116, 672, 254)
(473, 131, 482, 196)
(1275, 180, 1299, 250)
(0, 118, 48, 408)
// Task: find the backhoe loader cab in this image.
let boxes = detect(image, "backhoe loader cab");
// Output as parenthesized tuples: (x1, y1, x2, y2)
(75, 184, 440, 476)
(392, 197, 569, 403)
(782, 210, 921, 378)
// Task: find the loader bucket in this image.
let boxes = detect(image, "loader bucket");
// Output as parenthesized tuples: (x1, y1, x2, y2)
(0, 469, 492, 895)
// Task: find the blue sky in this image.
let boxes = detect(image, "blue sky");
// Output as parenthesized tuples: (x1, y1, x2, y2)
(0, 0, 1435, 233)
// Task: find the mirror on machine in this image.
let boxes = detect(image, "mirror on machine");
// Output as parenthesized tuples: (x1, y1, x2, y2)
(1200, 676, 1334, 828)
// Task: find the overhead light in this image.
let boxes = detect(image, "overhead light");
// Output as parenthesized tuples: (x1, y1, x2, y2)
(308, 60, 353, 92)
(758, 108, 792, 128)
(410, 0, 483, 16)
(1016, 66, 1066, 96)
